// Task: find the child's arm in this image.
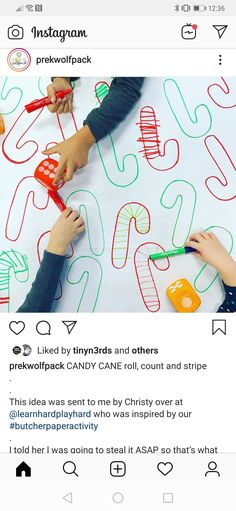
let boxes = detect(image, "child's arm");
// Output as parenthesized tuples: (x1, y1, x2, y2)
(84, 77, 145, 142)
(17, 208, 84, 313)
(186, 232, 236, 312)
(43, 77, 144, 185)
(47, 77, 74, 114)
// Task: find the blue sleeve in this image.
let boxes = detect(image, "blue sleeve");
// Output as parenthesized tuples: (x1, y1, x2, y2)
(84, 77, 144, 141)
(217, 282, 236, 312)
(17, 251, 65, 313)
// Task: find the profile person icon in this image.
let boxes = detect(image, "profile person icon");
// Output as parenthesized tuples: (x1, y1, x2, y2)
(205, 461, 220, 477)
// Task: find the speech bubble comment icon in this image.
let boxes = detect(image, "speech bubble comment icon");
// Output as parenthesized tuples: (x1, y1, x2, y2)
(36, 321, 51, 335)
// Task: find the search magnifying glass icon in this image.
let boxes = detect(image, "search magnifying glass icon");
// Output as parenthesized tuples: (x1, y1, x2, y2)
(63, 461, 78, 477)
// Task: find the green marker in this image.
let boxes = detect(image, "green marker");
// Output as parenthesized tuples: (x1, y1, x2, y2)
(149, 247, 195, 260)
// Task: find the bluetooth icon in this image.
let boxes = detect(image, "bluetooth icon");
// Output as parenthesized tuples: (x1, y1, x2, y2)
(175, 4, 180, 11)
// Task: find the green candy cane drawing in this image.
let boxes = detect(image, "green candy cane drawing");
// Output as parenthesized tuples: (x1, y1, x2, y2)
(0, 249, 29, 311)
(0, 78, 23, 116)
(67, 256, 103, 312)
(164, 79, 212, 138)
(160, 179, 197, 248)
(95, 80, 139, 188)
(66, 189, 105, 257)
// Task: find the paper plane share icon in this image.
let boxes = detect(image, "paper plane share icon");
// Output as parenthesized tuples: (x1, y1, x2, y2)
(213, 25, 228, 39)
(62, 321, 77, 334)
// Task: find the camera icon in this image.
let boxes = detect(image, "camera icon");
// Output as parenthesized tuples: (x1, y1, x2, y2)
(8, 25, 24, 40)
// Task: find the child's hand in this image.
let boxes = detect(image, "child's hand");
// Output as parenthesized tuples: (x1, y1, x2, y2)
(47, 208, 85, 256)
(186, 231, 236, 286)
(42, 125, 96, 184)
(47, 77, 73, 114)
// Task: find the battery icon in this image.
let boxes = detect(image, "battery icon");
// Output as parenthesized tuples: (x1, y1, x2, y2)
(193, 5, 206, 10)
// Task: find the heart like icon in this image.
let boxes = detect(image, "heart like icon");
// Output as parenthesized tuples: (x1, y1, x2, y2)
(157, 462, 173, 476)
(9, 321, 25, 335)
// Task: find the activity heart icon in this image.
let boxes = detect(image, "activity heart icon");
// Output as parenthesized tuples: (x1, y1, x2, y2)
(9, 321, 25, 335)
(157, 462, 173, 476)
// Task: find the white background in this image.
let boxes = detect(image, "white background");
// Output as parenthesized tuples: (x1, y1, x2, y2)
(0, 313, 235, 510)
(0, 76, 235, 312)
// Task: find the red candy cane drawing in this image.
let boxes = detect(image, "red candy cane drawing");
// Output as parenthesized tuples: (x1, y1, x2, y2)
(0, 250, 29, 311)
(137, 106, 180, 171)
(56, 111, 78, 140)
(37, 230, 74, 301)
(207, 77, 236, 109)
(112, 202, 151, 269)
(134, 242, 170, 313)
(2, 94, 78, 164)
(2, 108, 44, 163)
(160, 180, 197, 248)
(204, 135, 236, 201)
(5, 176, 49, 242)
(95, 80, 139, 187)
(67, 256, 103, 312)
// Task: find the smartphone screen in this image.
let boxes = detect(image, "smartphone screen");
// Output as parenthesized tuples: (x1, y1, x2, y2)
(0, 1, 235, 509)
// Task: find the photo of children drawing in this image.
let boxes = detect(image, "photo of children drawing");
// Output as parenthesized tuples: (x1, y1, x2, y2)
(0, 76, 235, 312)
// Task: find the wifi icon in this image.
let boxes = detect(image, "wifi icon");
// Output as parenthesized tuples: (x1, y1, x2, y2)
(25, 4, 34, 11)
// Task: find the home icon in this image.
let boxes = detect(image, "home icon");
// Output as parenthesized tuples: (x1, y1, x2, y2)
(16, 461, 31, 477)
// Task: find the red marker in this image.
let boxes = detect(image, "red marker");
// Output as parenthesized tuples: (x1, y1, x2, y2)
(25, 89, 72, 113)
(48, 190, 67, 212)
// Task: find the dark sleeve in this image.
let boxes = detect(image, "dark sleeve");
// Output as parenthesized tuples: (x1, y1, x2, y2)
(84, 77, 145, 141)
(17, 251, 65, 313)
(51, 77, 80, 82)
(217, 282, 236, 312)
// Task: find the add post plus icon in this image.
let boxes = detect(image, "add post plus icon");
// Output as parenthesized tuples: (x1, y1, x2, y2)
(110, 461, 126, 477)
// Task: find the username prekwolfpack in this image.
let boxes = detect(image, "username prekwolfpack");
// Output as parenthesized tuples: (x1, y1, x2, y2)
(36, 56, 92, 65)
